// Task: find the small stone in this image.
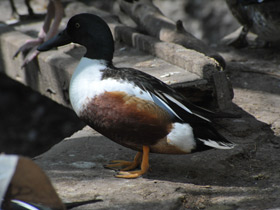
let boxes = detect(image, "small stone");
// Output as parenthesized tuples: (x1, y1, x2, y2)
(70, 161, 96, 169)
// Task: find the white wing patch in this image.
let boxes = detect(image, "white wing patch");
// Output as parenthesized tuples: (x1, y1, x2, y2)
(162, 93, 192, 113)
(150, 93, 183, 120)
(162, 93, 211, 122)
(197, 138, 235, 149)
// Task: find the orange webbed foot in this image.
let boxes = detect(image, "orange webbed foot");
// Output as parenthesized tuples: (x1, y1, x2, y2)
(104, 151, 142, 171)
(113, 146, 150, 179)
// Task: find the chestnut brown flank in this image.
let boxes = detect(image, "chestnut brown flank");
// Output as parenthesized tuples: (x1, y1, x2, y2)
(80, 91, 172, 147)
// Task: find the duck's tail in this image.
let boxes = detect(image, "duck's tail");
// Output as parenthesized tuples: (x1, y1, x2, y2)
(192, 123, 236, 151)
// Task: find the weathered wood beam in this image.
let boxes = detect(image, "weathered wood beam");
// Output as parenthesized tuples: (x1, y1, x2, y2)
(119, 0, 225, 68)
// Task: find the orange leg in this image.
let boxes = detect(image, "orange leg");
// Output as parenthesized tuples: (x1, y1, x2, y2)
(115, 146, 150, 179)
(105, 152, 142, 171)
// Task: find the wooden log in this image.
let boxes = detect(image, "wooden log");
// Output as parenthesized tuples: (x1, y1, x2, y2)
(212, 72, 234, 110)
(119, 0, 226, 68)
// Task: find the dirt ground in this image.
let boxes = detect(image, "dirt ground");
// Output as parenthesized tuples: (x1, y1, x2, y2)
(1, 0, 280, 209)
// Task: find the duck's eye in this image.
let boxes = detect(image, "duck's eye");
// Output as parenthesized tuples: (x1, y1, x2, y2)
(75, 23, 80, 29)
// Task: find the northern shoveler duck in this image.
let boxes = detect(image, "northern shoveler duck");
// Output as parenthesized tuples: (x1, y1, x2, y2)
(226, 0, 280, 47)
(38, 13, 235, 179)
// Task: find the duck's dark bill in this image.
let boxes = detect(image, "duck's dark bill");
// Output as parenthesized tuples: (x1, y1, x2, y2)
(37, 29, 72, 52)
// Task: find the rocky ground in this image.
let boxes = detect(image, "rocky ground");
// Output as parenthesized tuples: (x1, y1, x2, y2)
(1, 0, 280, 209)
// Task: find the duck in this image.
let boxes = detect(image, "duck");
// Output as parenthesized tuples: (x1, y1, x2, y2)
(226, 0, 280, 47)
(37, 13, 235, 179)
